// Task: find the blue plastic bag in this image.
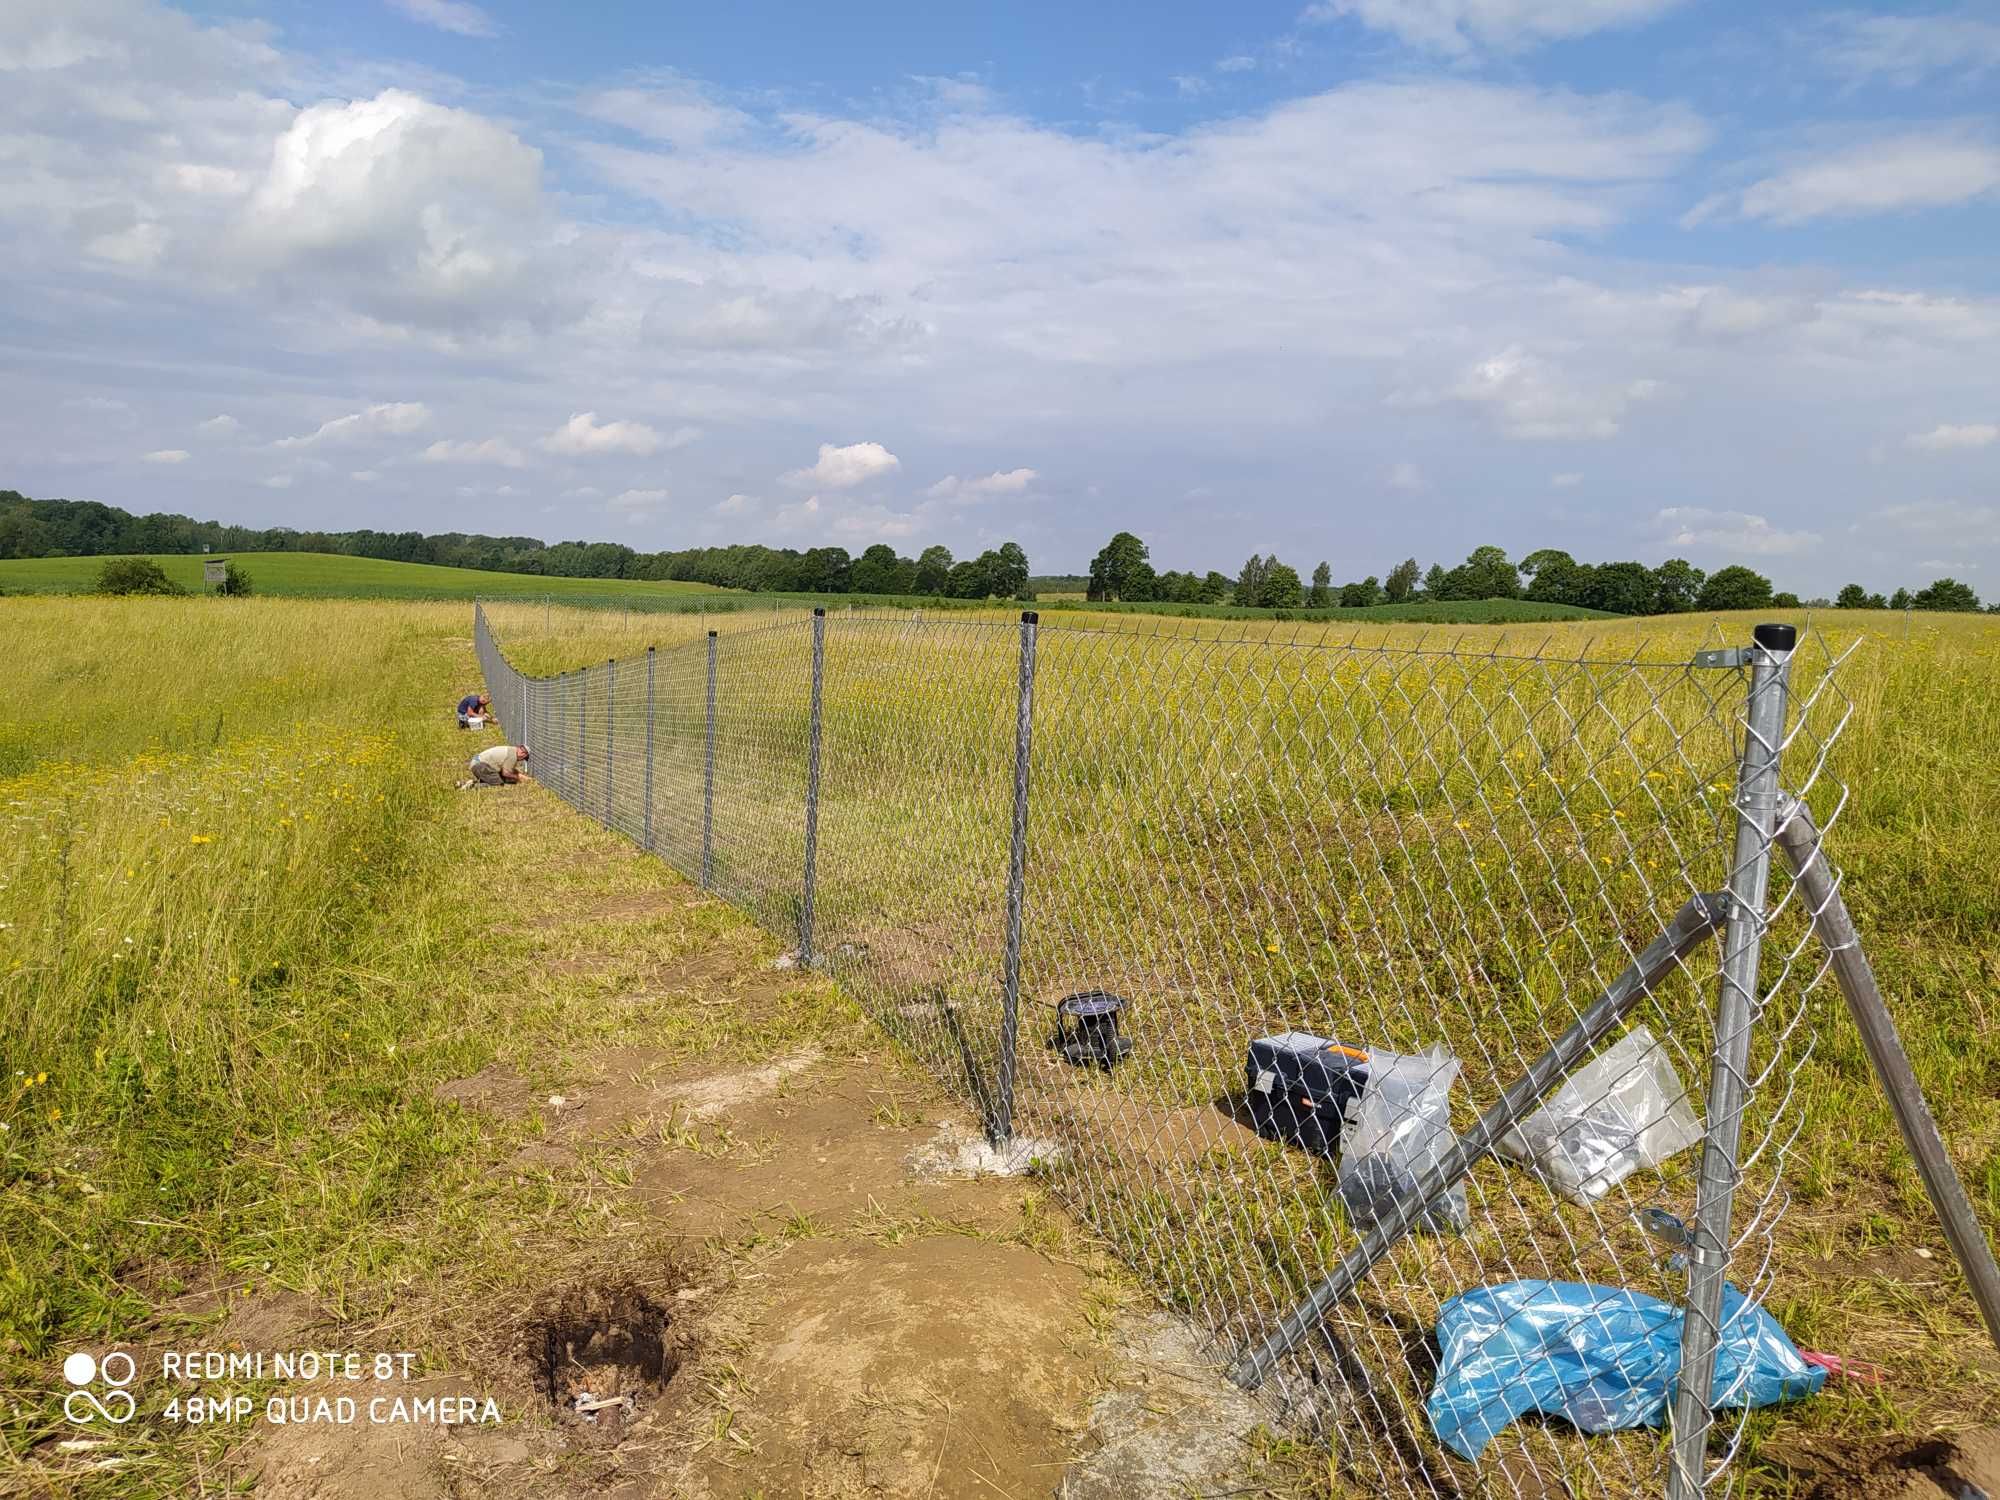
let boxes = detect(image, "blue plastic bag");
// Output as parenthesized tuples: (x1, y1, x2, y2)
(1428, 1280, 1825, 1461)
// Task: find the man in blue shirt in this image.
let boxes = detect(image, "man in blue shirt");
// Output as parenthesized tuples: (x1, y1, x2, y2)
(456, 691, 490, 728)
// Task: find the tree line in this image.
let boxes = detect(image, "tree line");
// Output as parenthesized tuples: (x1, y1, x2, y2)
(1086, 532, 1991, 615)
(0, 492, 1031, 600)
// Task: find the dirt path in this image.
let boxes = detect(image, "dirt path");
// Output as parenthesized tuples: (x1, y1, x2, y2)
(216, 779, 1280, 1500)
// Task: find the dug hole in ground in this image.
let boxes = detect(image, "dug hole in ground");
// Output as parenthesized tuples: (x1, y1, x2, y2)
(186, 768, 1290, 1500)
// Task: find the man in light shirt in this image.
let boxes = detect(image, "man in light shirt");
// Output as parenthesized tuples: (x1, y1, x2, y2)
(462, 743, 530, 789)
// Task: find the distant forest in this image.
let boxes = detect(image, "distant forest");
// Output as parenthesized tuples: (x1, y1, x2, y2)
(0, 492, 1031, 600)
(3, 490, 1988, 614)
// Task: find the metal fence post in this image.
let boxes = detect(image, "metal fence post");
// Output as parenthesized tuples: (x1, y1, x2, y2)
(578, 671, 588, 804)
(1669, 622, 1794, 1499)
(801, 609, 826, 965)
(605, 658, 616, 827)
(991, 610, 1039, 1148)
(643, 646, 656, 853)
(702, 630, 717, 889)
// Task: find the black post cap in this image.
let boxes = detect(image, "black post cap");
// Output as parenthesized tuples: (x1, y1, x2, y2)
(1021, 610, 1039, 624)
(707, 629, 718, 639)
(1754, 622, 1797, 651)
(813, 606, 826, 617)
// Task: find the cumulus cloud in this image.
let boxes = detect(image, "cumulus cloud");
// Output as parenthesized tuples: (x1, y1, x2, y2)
(385, 0, 498, 38)
(1697, 132, 2000, 226)
(351, 469, 380, 482)
(1652, 507, 1819, 556)
(785, 441, 900, 490)
(926, 468, 1038, 499)
(1302, 0, 1686, 55)
(1446, 348, 1659, 440)
(198, 413, 240, 436)
(238, 90, 556, 331)
(262, 474, 294, 489)
(274, 402, 430, 449)
(421, 436, 526, 466)
(1907, 422, 1997, 451)
(540, 411, 687, 458)
(142, 448, 189, 463)
(715, 493, 757, 515)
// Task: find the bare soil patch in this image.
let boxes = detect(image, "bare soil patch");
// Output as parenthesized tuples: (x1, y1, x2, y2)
(1776, 1424, 2000, 1500)
(695, 1233, 1104, 1500)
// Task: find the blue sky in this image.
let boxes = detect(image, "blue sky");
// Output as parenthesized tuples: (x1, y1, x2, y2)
(3, 0, 1998, 594)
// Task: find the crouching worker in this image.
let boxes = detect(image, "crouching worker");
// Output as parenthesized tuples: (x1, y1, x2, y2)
(460, 743, 529, 789)
(456, 691, 491, 728)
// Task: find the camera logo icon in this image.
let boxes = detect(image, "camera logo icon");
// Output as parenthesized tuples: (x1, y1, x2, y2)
(63, 1351, 136, 1425)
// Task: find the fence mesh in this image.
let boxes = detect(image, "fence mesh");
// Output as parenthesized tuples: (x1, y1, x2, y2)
(471, 602, 1858, 1498)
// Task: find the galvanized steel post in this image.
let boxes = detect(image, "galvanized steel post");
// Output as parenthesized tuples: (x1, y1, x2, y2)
(643, 646, 656, 853)
(800, 609, 826, 965)
(578, 671, 588, 804)
(605, 658, 616, 827)
(992, 610, 1039, 1148)
(702, 630, 717, 889)
(1669, 622, 1794, 1499)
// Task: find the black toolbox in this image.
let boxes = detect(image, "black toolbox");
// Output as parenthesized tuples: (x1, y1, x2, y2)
(1245, 1032, 1371, 1156)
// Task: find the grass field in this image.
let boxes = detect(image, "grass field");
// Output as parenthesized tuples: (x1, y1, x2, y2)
(2, 592, 1995, 1497)
(0, 551, 724, 604)
(0, 551, 1618, 626)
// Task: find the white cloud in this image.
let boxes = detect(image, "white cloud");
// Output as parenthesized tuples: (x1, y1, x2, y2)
(1875, 500, 2000, 545)
(197, 413, 240, 436)
(385, 0, 498, 39)
(1652, 507, 1819, 556)
(1173, 75, 1211, 99)
(715, 493, 757, 516)
(642, 282, 922, 353)
(927, 467, 1038, 499)
(1716, 132, 2000, 226)
(1907, 422, 1998, 452)
(1811, 11, 2000, 87)
(275, 402, 430, 449)
(350, 469, 380, 482)
(607, 487, 668, 516)
(238, 90, 556, 332)
(561, 485, 603, 499)
(540, 411, 677, 457)
(262, 474, 294, 489)
(1447, 347, 1659, 440)
(142, 448, 189, 464)
(421, 436, 526, 467)
(583, 80, 749, 148)
(1551, 471, 1583, 487)
(1387, 460, 1425, 491)
(1303, 0, 1685, 55)
(784, 441, 901, 490)
(1677, 286, 1823, 343)
(1216, 53, 1258, 72)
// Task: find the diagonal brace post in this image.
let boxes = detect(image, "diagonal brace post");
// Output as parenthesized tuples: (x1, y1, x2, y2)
(1229, 889, 1730, 1390)
(1776, 797, 2000, 1351)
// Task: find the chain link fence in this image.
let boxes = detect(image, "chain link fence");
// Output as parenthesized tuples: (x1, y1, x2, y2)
(472, 601, 1860, 1498)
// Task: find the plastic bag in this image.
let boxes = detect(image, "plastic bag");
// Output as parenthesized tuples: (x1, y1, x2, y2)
(1495, 1025, 1702, 1204)
(1427, 1279, 1825, 1460)
(1337, 1045, 1468, 1235)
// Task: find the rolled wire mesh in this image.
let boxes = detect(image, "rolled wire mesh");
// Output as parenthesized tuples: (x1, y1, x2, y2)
(469, 602, 1855, 1497)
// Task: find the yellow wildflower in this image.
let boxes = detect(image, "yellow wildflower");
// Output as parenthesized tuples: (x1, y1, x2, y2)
(190, 834, 212, 845)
